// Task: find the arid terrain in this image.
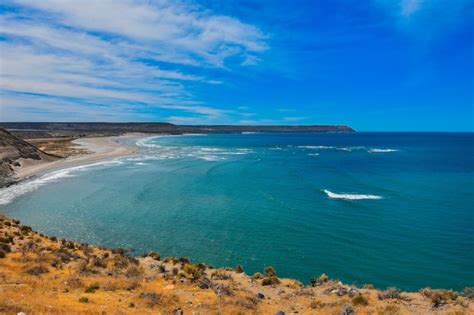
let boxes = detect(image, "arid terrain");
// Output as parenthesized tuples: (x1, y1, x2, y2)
(0, 215, 472, 314)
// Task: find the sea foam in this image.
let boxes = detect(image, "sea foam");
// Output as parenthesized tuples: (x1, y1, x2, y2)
(368, 148, 398, 153)
(323, 189, 382, 200)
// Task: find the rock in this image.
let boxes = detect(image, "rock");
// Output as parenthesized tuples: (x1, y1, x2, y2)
(173, 308, 183, 315)
(276, 312, 285, 315)
(337, 306, 354, 315)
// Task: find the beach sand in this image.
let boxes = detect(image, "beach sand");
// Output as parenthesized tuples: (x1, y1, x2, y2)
(14, 134, 142, 181)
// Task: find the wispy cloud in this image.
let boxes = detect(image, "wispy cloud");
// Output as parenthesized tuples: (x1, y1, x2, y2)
(0, 0, 267, 122)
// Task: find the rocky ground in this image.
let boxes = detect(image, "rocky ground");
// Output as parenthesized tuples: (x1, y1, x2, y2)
(0, 214, 472, 314)
(0, 128, 58, 187)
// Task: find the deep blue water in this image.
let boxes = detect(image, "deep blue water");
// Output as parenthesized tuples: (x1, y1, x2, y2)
(1, 132, 473, 290)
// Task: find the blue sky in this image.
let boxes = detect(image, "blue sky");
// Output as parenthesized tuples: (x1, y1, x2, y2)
(0, 0, 472, 131)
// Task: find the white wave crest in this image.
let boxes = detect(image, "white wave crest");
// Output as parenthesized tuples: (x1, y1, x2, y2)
(323, 189, 382, 200)
(308, 153, 320, 156)
(0, 159, 124, 205)
(368, 148, 398, 153)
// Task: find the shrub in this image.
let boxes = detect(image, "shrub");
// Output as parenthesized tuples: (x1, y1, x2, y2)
(20, 225, 32, 234)
(78, 297, 89, 303)
(462, 287, 474, 299)
(178, 257, 190, 264)
(310, 273, 329, 286)
(26, 265, 49, 275)
(377, 305, 399, 315)
(212, 270, 232, 280)
(85, 282, 100, 293)
(126, 265, 142, 278)
(0, 243, 11, 253)
(139, 291, 161, 306)
(0, 250, 6, 259)
(235, 265, 244, 273)
(183, 264, 201, 281)
(261, 276, 280, 286)
(420, 288, 458, 307)
(352, 294, 369, 306)
(378, 287, 400, 300)
(264, 266, 276, 277)
(147, 251, 160, 260)
(252, 272, 263, 280)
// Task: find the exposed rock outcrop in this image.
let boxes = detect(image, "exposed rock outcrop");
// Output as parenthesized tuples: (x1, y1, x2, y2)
(0, 128, 57, 186)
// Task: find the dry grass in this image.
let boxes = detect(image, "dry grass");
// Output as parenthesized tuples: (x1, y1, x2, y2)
(0, 214, 472, 314)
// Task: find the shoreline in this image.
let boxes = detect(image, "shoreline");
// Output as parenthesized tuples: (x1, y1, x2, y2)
(13, 133, 144, 183)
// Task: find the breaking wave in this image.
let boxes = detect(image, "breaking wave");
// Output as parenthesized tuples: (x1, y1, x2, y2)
(323, 189, 382, 200)
(368, 148, 399, 153)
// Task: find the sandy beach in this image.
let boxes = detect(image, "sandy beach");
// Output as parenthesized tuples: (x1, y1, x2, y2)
(14, 134, 142, 181)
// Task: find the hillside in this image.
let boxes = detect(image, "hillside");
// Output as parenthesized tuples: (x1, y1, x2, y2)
(0, 128, 57, 187)
(0, 122, 355, 139)
(0, 215, 472, 314)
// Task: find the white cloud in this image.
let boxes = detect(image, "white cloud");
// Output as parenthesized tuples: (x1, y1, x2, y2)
(0, 0, 268, 121)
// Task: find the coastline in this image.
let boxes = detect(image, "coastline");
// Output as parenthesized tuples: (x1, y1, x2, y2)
(13, 133, 143, 182)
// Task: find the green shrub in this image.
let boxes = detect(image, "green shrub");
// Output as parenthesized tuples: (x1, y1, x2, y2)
(26, 265, 49, 275)
(0, 249, 6, 259)
(78, 297, 89, 303)
(85, 282, 100, 293)
(235, 265, 244, 273)
(183, 264, 201, 280)
(252, 272, 263, 280)
(264, 266, 276, 277)
(352, 294, 369, 306)
(261, 276, 280, 286)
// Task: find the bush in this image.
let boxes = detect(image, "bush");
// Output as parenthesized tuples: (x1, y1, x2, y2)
(0, 250, 6, 259)
(252, 272, 263, 280)
(78, 297, 89, 303)
(139, 291, 161, 306)
(235, 265, 244, 273)
(85, 282, 100, 293)
(26, 265, 49, 275)
(147, 251, 160, 260)
(126, 265, 142, 278)
(310, 273, 329, 286)
(0, 243, 11, 253)
(462, 287, 474, 299)
(183, 264, 201, 281)
(261, 276, 280, 286)
(264, 266, 276, 277)
(352, 294, 369, 306)
(420, 288, 458, 307)
(378, 287, 400, 300)
(178, 257, 190, 264)
(20, 225, 32, 234)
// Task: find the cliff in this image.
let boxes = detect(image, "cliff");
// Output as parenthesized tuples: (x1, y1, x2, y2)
(0, 128, 57, 187)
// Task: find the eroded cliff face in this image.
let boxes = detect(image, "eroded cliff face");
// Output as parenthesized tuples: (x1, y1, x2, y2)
(0, 128, 56, 186)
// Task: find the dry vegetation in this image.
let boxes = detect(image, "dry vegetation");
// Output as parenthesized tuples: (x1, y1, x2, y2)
(26, 137, 89, 158)
(0, 214, 472, 314)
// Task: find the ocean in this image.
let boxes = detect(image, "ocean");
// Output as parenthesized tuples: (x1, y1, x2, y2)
(1, 132, 473, 291)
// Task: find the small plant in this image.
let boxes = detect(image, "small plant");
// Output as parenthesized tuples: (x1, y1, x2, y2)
(139, 291, 161, 306)
(252, 272, 263, 280)
(378, 287, 401, 300)
(0, 249, 6, 259)
(85, 282, 100, 293)
(310, 273, 329, 286)
(0, 243, 11, 253)
(128, 302, 135, 308)
(183, 264, 201, 281)
(78, 297, 89, 303)
(126, 265, 142, 278)
(235, 265, 244, 273)
(352, 294, 369, 306)
(26, 265, 49, 275)
(147, 251, 160, 260)
(420, 288, 458, 307)
(261, 276, 280, 286)
(462, 287, 474, 299)
(264, 266, 276, 277)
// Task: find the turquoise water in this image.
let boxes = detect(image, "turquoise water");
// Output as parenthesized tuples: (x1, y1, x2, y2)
(1, 132, 473, 290)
